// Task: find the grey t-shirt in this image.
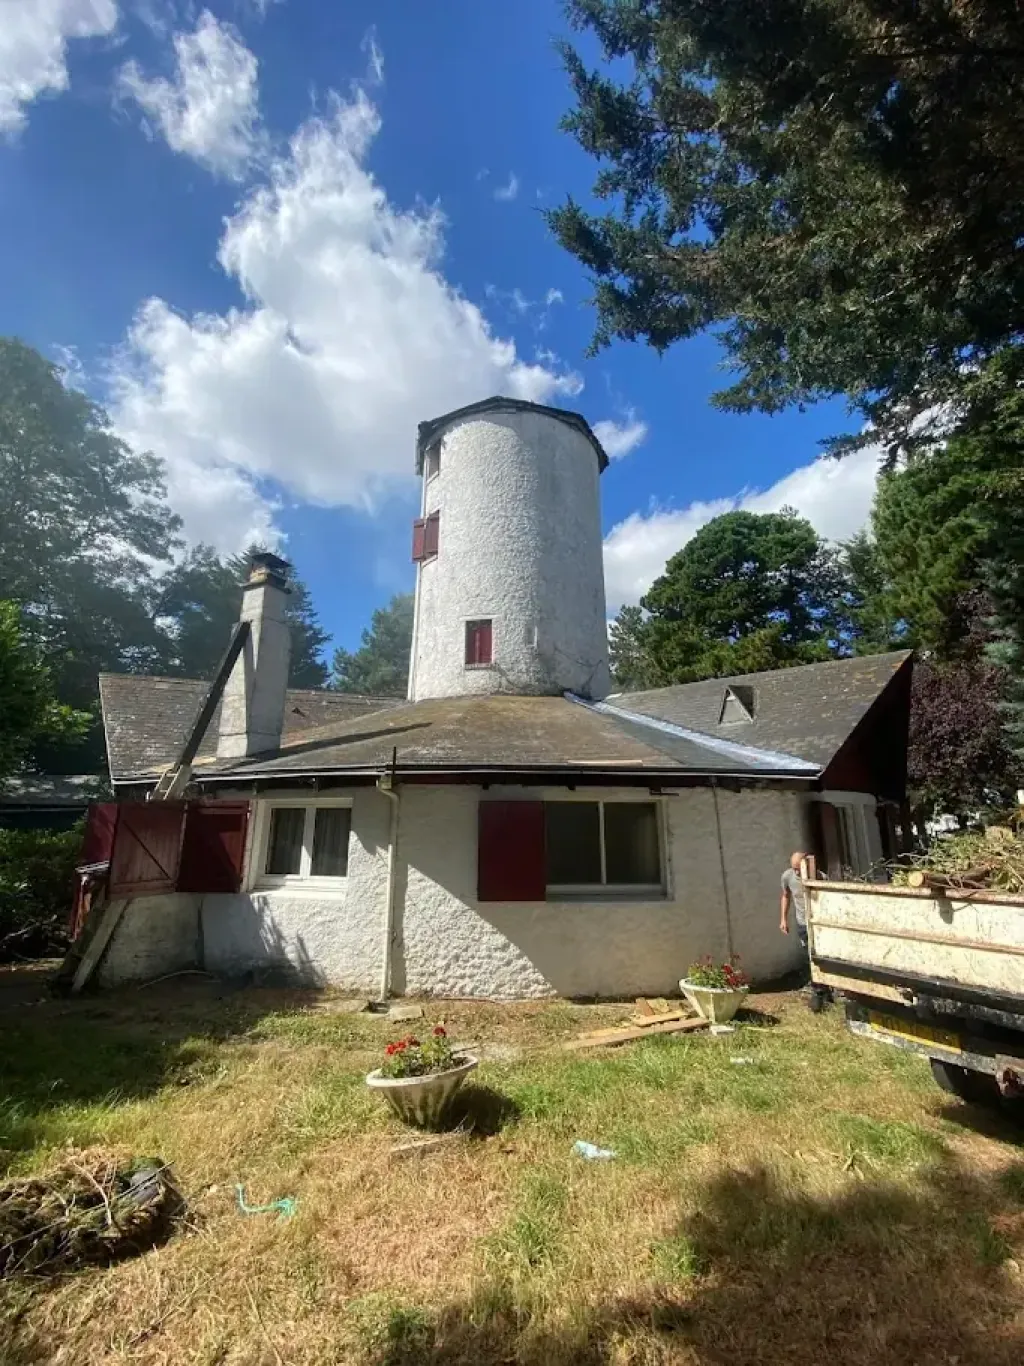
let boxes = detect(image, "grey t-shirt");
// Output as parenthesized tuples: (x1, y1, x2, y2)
(781, 867, 806, 926)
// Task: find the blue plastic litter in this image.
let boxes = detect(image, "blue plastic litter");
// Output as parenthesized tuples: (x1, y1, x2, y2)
(235, 1183, 298, 1218)
(573, 1140, 616, 1160)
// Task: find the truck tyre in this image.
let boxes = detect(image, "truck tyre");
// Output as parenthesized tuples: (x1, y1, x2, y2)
(930, 1059, 1001, 1106)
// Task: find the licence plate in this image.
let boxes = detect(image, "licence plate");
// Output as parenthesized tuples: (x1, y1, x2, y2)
(867, 1011, 961, 1053)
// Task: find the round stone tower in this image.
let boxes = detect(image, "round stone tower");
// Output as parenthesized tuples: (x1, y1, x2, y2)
(408, 397, 611, 702)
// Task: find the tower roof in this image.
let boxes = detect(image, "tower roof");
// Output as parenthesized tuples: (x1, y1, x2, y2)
(415, 396, 609, 474)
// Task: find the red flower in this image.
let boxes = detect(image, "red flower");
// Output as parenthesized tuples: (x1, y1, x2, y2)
(385, 1043, 397, 1056)
(433, 1026, 446, 1037)
(407, 1038, 420, 1048)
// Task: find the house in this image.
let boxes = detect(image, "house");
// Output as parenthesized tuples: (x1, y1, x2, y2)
(84, 396, 913, 998)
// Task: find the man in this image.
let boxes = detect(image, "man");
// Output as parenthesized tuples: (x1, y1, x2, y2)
(780, 850, 830, 1011)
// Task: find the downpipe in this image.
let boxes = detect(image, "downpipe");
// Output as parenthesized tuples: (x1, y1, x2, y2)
(377, 771, 401, 1002)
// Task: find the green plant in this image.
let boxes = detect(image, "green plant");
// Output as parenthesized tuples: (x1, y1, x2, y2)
(0, 822, 84, 960)
(379, 1026, 458, 1079)
(684, 957, 750, 990)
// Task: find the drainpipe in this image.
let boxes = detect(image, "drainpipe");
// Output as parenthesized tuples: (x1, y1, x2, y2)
(711, 782, 736, 961)
(377, 747, 400, 1001)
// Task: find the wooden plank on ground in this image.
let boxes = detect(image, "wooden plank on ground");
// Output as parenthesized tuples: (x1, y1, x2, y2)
(565, 1016, 708, 1050)
(635, 996, 655, 1017)
(629, 1007, 693, 1028)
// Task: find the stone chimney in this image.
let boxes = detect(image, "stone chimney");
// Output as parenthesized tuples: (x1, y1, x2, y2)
(217, 552, 292, 759)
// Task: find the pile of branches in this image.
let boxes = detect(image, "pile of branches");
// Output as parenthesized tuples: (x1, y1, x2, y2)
(893, 827, 1024, 894)
(0, 1148, 183, 1278)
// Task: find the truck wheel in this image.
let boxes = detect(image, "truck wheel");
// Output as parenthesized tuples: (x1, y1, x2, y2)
(930, 1059, 1001, 1106)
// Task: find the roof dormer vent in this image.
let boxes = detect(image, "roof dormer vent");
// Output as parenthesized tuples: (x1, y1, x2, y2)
(719, 684, 755, 725)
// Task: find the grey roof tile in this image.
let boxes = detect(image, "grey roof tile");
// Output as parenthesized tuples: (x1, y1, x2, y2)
(612, 651, 913, 769)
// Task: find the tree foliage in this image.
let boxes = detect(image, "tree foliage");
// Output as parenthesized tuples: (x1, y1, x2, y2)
(0, 602, 88, 783)
(0, 338, 334, 772)
(0, 339, 181, 762)
(550, 0, 1024, 455)
(332, 594, 413, 696)
(620, 509, 849, 686)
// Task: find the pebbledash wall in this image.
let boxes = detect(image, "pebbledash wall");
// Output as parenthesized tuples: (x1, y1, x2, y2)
(409, 407, 612, 701)
(97, 784, 811, 995)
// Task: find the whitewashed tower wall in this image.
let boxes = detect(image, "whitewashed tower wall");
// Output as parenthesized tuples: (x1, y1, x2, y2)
(408, 401, 611, 701)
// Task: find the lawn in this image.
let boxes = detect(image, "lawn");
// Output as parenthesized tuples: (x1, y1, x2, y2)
(1, 972, 1023, 1366)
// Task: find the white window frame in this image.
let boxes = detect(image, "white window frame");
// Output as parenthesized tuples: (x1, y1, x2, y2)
(250, 796, 353, 890)
(545, 797, 666, 899)
(424, 444, 441, 481)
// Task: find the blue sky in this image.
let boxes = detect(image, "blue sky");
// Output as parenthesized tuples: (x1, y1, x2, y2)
(0, 0, 880, 658)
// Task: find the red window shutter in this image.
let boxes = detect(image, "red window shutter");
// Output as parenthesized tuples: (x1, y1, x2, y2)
(177, 802, 251, 893)
(80, 802, 119, 865)
(423, 510, 439, 558)
(412, 517, 426, 562)
(478, 800, 545, 901)
(465, 619, 493, 666)
(108, 803, 186, 897)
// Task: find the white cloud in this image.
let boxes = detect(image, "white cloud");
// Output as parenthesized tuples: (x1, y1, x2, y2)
(109, 82, 582, 552)
(118, 10, 263, 179)
(493, 172, 519, 202)
(593, 414, 648, 461)
(361, 26, 383, 85)
(603, 443, 882, 609)
(545, 288, 563, 307)
(0, 0, 117, 135)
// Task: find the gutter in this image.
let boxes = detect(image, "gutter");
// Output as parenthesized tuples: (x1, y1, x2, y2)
(376, 747, 401, 1002)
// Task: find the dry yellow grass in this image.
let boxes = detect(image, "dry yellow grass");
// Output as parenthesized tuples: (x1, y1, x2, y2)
(0, 977, 1022, 1365)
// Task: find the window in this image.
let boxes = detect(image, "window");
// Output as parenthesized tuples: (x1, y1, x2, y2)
(258, 802, 352, 884)
(411, 510, 440, 563)
(718, 684, 756, 725)
(424, 444, 441, 480)
(545, 801, 662, 893)
(465, 618, 493, 667)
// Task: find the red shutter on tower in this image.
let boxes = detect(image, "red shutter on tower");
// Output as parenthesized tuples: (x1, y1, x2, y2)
(423, 510, 440, 558)
(80, 802, 119, 865)
(465, 619, 493, 666)
(478, 800, 545, 901)
(412, 517, 426, 562)
(108, 803, 186, 897)
(177, 803, 250, 893)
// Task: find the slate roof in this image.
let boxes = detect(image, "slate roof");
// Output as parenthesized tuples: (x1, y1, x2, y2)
(612, 652, 913, 769)
(99, 651, 912, 787)
(98, 675, 401, 781)
(415, 397, 609, 474)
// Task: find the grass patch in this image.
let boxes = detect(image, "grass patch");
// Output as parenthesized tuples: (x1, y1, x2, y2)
(831, 1113, 947, 1166)
(486, 1170, 568, 1280)
(0, 979, 1021, 1366)
(650, 1232, 709, 1280)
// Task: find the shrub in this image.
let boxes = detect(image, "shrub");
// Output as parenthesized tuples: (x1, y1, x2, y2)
(0, 822, 82, 959)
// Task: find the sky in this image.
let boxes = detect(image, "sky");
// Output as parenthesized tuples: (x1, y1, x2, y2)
(0, 0, 882, 658)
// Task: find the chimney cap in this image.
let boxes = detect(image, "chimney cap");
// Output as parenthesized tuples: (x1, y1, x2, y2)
(246, 550, 291, 588)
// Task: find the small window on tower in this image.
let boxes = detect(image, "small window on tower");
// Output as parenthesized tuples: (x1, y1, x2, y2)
(465, 619, 493, 667)
(425, 443, 441, 480)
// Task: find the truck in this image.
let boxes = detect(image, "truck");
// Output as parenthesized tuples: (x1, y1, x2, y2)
(805, 877, 1024, 1109)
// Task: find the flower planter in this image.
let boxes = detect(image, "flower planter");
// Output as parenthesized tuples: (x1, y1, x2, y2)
(366, 1056, 478, 1129)
(679, 980, 749, 1025)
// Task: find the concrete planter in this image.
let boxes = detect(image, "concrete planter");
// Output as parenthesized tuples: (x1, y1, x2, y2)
(366, 1056, 478, 1129)
(679, 980, 749, 1025)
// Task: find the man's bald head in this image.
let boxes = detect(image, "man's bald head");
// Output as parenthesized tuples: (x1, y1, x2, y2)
(789, 851, 805, 871)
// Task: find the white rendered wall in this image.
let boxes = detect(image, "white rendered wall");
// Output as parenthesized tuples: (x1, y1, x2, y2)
(410, 409, 611, 701)
(94, 785, 810, 996)
(96, 893, 200, 987)
(393, 784, 810, 998)
(201, 786, 390, 986)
